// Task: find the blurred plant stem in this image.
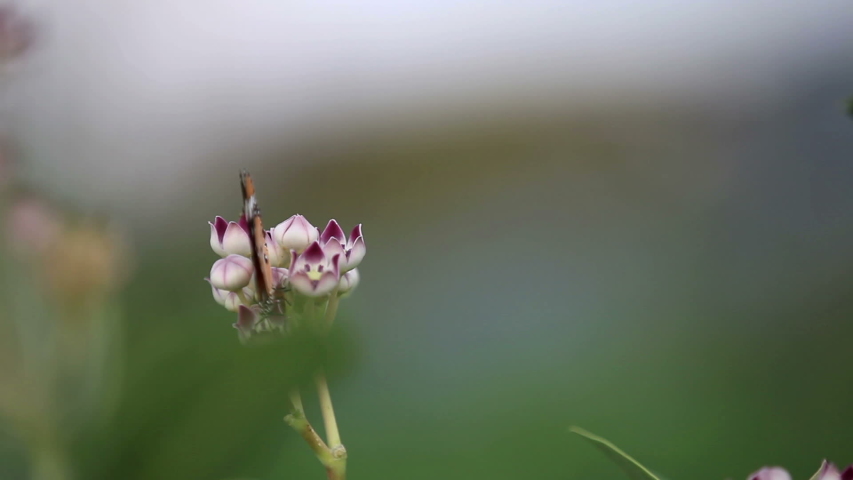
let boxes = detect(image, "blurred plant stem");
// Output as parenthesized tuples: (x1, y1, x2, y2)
(27, 433, 73, 480)
(283, 292, 347, 480)
(323, 291, 340, 328)
(315, 370, 342, 449)
(290, 388, 304, 412)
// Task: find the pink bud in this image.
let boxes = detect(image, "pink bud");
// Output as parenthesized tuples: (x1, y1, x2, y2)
(209, 216, 252, 257)
(273, 214, 318, 254)
(338, 268, 360, 297)
(209, 254, 254, 291)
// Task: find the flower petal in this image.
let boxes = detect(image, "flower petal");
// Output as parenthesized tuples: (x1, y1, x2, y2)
(815, 462, 843, 480)
(274, 214, 319, 253)
(322, 238, 345, 261)
(265, 230, 289, 267)
(300, 241, 327, 266)
(345, 234, 365, 271)
(233, 305, 261, 342)
(320, 219, 345, 244)
(288, 271, 315, 296)
(209, 221, 227, 257)
(206, 278, 228, 306)
(238, 214, 250, 234)
(234, 305, 259, 333)
(338, 268, 360, 296)
(347, 224, 362, 247)
(312, 271, 340, 296)
(329, 253, 341, 277)
(223, 292, 245, 312)
(271, 267, 289, 288)
(749, 467, 791, 480)
(222, 221, 252, 257)
(288, 270, 338, 297)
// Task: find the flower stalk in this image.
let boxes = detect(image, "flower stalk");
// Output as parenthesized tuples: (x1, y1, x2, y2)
(286, 293, 347, 480)
(315, 370, 341, 448)
(206, 192, 363, 480)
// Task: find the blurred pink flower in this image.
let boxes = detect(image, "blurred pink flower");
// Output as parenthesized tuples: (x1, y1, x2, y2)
(0, 5, 35, 62)
(6, 197, 62, 255)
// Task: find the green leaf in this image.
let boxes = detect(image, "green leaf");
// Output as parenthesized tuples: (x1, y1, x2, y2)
(569, 426, 663, 480)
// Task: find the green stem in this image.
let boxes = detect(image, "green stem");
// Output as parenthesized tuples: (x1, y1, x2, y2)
(289, 388, 304, 413)
(315, 370, 341, 447)
(317, 290, 346, 479)
(323, 290, 340, 328)
(284, 409, 332, 463)
(283, 409, 346, 480)
(285, 291, 347, 479)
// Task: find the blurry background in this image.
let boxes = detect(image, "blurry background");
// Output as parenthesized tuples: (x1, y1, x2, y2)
(1, 1, 853, 479)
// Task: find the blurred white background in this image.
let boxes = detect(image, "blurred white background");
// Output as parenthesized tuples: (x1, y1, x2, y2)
(10, 0, 853, 216)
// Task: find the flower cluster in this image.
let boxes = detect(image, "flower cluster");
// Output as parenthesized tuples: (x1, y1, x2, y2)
(206, 214, 364, 341)
(750, 461, 853, 480)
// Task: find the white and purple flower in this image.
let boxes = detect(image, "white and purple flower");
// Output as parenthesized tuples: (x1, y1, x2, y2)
(209, 216, 252, 257)
(207, 208, 366, 341)
(289, 241, 341, 297)
(209, 254, 254, 292)
(273, 214, 319, 254)
(319, 220, 365, 273)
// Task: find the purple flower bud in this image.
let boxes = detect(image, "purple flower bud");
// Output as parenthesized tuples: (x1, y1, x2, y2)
(320, 219, 346, 244)
(289, 241, 341, 297)
(273, 214, 318, 254)
(209, 216, 252, 257)
(209, 254, 254, 291)
(338, 268, 360, 297)
(319, 220, 365, 272)
(345, 224, 366, 271)
(748, 467, 791, 480)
